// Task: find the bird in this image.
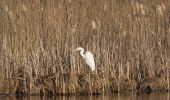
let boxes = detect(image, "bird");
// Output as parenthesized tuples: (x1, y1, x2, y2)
(75, 47, 95, 72)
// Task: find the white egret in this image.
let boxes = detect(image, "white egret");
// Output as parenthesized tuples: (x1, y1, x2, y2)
(75, 47, 95, 72)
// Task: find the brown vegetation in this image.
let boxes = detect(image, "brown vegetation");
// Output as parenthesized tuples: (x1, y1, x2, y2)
(0, 0, 170, 95)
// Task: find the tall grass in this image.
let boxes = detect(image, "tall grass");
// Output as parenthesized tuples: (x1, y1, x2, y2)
(0, 0, 170, 95)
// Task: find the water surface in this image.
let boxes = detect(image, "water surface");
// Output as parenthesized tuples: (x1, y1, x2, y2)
(0, 92, 169, 100)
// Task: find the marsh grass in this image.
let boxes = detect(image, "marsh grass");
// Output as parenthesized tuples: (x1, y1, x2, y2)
(0, 0, 170, 95)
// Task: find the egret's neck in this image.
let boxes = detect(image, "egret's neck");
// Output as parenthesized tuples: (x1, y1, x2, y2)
(80, 49, 85, 58)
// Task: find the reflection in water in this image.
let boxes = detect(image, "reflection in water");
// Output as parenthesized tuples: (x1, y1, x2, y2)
(0, 92, 169, 100)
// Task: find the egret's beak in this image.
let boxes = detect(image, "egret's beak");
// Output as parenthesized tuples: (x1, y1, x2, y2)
(75, 49, 79, 52)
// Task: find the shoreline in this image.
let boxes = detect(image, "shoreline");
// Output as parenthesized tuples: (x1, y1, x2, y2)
(0, 91, 169, 96)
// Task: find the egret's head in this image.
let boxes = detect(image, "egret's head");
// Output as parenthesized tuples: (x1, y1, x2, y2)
(75, 47, 84, 51)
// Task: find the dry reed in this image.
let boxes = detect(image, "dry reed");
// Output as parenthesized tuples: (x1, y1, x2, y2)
(0, 0, 170, 95)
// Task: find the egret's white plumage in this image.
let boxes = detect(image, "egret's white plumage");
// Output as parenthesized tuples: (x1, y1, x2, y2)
(76, 47, 95, 72)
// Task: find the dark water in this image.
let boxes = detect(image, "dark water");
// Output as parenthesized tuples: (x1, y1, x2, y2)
(0, 92, 169, 100)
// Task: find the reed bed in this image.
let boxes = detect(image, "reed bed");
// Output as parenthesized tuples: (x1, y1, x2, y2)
(0, 0, 170, 95)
